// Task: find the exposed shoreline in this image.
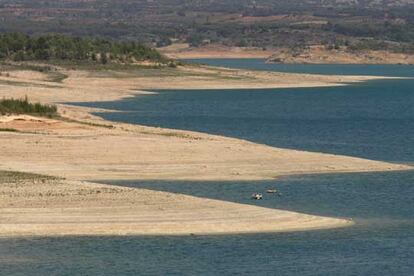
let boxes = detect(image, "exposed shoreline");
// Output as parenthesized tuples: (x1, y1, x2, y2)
(0, 114, 410, 182)
(159, 43, 414, 64)
(0, 63, 412, 237)
(0, 176, 354, 237)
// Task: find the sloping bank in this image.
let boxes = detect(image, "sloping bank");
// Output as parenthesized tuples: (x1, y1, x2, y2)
(0, 65, 411, 236)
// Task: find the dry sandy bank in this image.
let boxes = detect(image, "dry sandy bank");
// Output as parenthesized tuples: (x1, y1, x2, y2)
(0, 114, 409, 237)
(159, 43, 273, 59)
(159, 43, 414, 64)
(0, 62, 394, 106)
(0, 173, 352, 237)
(0, 64, 411, 237)
(267, 46, 414, 65)
(0, 115, 410, 181)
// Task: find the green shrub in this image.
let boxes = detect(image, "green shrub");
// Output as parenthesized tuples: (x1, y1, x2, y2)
(0, 128, 19, 132)
(0, 96, 57, 117)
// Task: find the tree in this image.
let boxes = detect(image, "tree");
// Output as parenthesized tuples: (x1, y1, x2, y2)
(0, 32, 167, 63)
(100, 52, 108, 64)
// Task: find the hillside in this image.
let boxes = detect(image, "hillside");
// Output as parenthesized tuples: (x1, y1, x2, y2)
(0, 0, 413, 62)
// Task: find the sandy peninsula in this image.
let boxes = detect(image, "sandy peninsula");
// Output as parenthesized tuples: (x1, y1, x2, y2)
(0, 171, 352, 237)
(0, 63, 411, 237)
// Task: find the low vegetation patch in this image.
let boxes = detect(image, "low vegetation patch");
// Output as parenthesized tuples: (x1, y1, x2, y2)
(0, 170, 59, 183)
(61, 117, 114, 129)
(0, 128, 19, 132)
(0, 97, 58, 117)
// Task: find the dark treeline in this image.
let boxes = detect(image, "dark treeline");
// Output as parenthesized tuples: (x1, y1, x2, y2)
(0, 33, 166, 63)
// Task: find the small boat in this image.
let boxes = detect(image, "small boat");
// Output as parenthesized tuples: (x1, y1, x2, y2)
(251, 193, 263, 200)
(267, 189, 282, 196)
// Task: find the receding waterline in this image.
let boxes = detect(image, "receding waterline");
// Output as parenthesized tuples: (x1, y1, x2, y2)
(2, 171, 413, 275)
(73, 77, 414, 163)
(3, 61, 414, 275)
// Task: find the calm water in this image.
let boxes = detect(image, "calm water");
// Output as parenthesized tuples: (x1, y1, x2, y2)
(2, 61, 414, 275)
(73, 78, 414, 163)
(2, 172, 413, 275)
(186, 58, 414, 77)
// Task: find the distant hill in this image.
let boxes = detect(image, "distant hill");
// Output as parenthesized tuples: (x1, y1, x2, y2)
(0, 0, 413, 56)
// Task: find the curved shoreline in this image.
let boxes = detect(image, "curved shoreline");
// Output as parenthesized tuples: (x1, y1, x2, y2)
(0, 177, 354, 238)
(0, 63, 412, 237)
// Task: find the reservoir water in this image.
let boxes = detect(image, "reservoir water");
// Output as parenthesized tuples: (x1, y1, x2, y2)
(75, 78, 414, 162)
(1, 60, 413, 275)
